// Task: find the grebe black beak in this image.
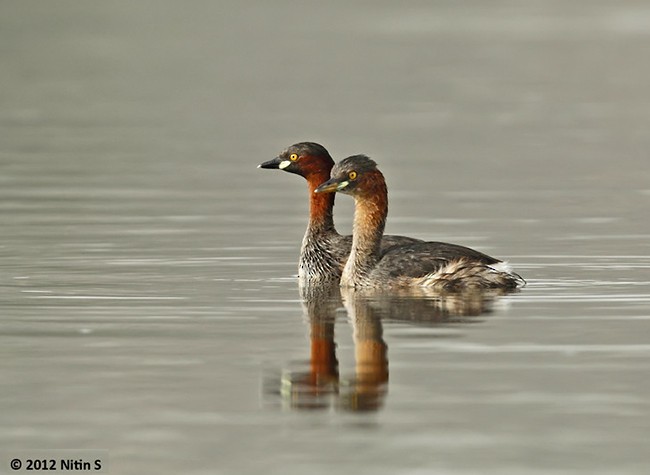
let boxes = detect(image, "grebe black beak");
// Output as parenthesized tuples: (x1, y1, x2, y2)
(314, 177, 349, 194)
(258, 156, 286, 169)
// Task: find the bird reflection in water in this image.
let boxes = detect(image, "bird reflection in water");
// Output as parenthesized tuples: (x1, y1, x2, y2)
(266, 285, 509, 412)
(277, 285, 342, 411)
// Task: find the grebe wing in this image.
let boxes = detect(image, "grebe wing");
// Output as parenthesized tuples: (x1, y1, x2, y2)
(376, 241, 500, 279)
(380, 234, 423, 250)
(328, 233, 423, 269)
(336, 234, 422, 253)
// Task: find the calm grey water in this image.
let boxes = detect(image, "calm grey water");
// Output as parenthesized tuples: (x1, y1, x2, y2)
(2, 1, 650, 474)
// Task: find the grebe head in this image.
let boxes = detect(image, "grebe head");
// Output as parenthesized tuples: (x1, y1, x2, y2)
(258, 142, 334, 178)
(314, 155, 382, 197)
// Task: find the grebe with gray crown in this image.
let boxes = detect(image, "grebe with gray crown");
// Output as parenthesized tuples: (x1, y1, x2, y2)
(314, 155, 524, 290)
(259, 142, 422, 286)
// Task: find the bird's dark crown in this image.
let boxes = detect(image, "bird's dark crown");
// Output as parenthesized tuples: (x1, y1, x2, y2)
(279, 142, 333, 162)
(331, 155, 378, 178)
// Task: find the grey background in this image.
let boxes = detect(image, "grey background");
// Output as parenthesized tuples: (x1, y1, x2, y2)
(1, 2, 649, 474)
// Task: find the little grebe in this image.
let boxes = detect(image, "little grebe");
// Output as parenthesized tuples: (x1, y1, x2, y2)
(314, 155, 524, 290)
(259, 142, 421, 285)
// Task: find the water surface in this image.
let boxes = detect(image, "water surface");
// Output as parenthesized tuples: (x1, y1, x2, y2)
(2, 1, 650, 474)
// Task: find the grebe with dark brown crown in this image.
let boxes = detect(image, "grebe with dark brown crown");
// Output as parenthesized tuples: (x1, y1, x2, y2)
(259, 142, 422, 285)
(314, 155, 525, 290)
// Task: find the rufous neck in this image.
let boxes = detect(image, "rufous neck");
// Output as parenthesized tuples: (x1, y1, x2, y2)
(351, 192, 387, 258)
(343, 185, 387, 285)
(306, 172, 336, 234)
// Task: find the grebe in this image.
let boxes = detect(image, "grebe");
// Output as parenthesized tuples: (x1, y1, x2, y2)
(314, 155, 524, 290)
(259, 142, 421, 285)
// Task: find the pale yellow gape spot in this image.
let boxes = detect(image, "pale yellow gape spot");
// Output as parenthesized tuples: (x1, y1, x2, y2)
(280, 153, 299, 169)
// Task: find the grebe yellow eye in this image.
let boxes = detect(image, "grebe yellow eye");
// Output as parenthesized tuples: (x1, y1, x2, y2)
(290, 153, 298, 161)
(349, 171, 357, 180)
